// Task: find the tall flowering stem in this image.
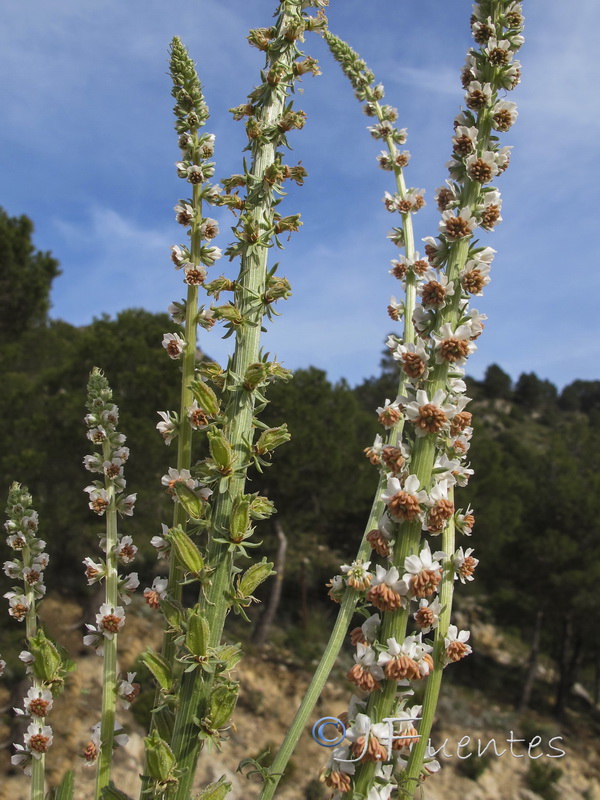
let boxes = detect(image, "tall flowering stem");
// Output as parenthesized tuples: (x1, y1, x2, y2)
(141, 5, 323, 799)
(300, 2, 521, 798)
(157, 37, 220, 668)
(82, 369, 137, 798)
(3, 485, 57, 798)
(257, 29, 428, 800)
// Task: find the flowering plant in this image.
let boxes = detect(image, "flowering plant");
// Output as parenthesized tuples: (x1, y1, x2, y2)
(1, 1, 523, 799)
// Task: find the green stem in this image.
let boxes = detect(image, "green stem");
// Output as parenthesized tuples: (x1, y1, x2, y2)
(95, 440, 119, 800)
(23, 544, 45, 800)
(166, 5, 304, 798)
(257, 90, 419, 800)
(162, 178, 202, 665)
(403, 491, 456, 791)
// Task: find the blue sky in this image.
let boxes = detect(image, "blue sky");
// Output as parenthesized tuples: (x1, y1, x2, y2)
(1, 0, 599, 390)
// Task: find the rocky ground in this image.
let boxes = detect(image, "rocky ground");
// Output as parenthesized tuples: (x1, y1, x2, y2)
(1, 595, 599, 800)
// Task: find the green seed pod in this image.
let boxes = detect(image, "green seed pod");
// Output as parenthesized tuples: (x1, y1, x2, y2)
(254, 424, 291, 455)
(238, 558, 275, 596)
(173, 482, 210, 520)
(230, 496, 251, 541)
(189, 379, 220, 417)
(144, 731, 177, 783)
(209, 683, 239, 730)
(243, 362, 269, 391)
(28, 629, 62, 684)
(207, 430, 235, 474)
(195, 776, 232, 800)
(196, 361, 226, 390)
(140, 649, 173, 691)
(248, 494, 276, 520)
(185, 608, 210, 658)
(165, 526, 204, 575)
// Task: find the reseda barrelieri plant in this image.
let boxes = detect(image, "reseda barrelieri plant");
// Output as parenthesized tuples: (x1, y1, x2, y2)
(255, 2, 523, 799)
(0, 1, 523, 799)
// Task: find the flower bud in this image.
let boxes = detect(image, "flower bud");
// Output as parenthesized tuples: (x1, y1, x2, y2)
(243, 362, 269, 391)
(249, 495, 276, 520)
(189, 379, 220, 418)
(254, 425, 291, 455)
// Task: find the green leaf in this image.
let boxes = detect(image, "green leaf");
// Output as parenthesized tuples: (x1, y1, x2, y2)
(140, 649, 173, 691)
(47, 769, 75, 800)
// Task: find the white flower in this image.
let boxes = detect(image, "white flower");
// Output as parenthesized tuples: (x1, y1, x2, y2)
(161, 467, 197, 500)
(168, 300, 186, 324)
(451, 125, 478, 154)
(4, 592, 29, 622)
(83, 454, 103, 473)
(465, 151, 499, 184)
(465, 80, 492, 107)
(117, 493, 137, 517)
(414, 598, 442, 634)
(376, 398, 403, 429)
(199, 218, 220, 240)
(117, 672, 140, 709)
(156, 411, 178, 445)
(96, 603, 125, 639)
(370, 564, 409, 595)
(174, 202, 194, 226)
(16, 687, 53, 718)
(162, 332, 187, 360)
(439, 207, 478, 240)
(199, 245, 222, 267)
(151, 524, 171, 559)
(24, 722, 53, 758)
(83, 624, 104, 656)
(0, 657, 6, 677)
(84, 486, 110, 516)
(3, 560, 22, 579)
(492, 99, 518, 131)
(11, 743, 32, 775)
(452, 547, 479, 583)
(115, 535, 137, 564)
(353, 644, 385, 681)
(431, 322, 477, 366)
(360, 614, 381, 644)
(19, 650, 34, 673)
(83, 557, 105, 585)
(444, 625, 472, 664)
(381, 474, 429, 508)
(403, 541, 444, 581)
(118, 572, 140, 604)
(144, 577, 169, 609)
